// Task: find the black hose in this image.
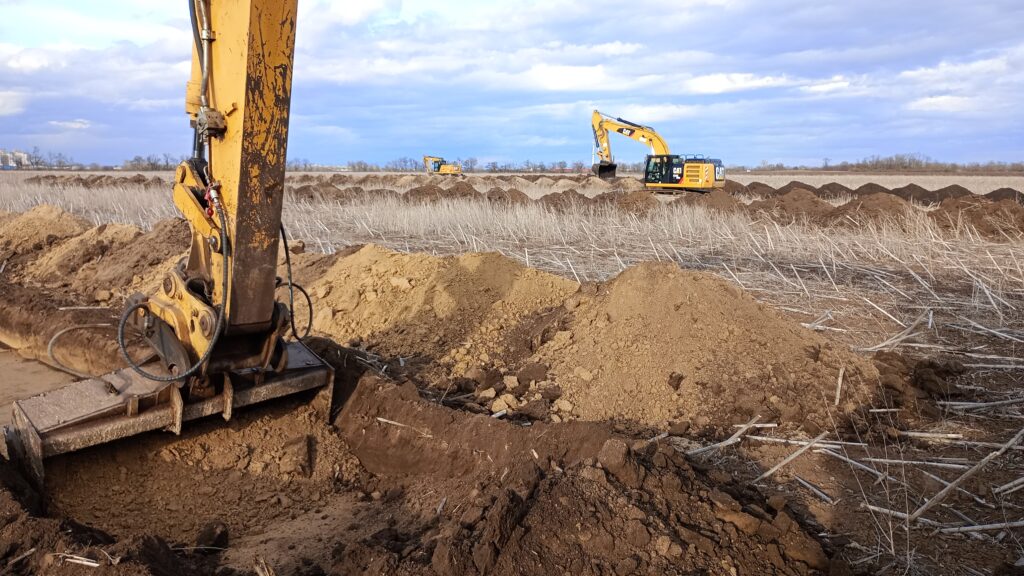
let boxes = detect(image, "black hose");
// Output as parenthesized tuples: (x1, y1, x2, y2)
(279, 224, 314, 340)
(117, 200, 230, 382)
(188, 0, 204, 160)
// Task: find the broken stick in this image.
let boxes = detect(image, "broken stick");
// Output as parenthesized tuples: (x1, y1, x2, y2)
(908, 425, 1024, 522)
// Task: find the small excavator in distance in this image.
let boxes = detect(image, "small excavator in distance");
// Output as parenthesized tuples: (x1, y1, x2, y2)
(423, 155, 463, 176)
(591, 110, 725, 193)
(5, 0, 335, 485)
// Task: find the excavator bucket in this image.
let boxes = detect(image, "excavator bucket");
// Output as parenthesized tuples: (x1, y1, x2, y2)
(592, 162, 617, 180)
(4, 340, 333, 486)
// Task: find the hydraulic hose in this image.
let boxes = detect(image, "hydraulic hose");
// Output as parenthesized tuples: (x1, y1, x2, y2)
(189, 0, 204, 160)
(279, 224, 313, 340)
(117, 197, 229, 382)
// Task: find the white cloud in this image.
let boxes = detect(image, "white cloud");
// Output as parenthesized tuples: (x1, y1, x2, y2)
(613, 103, 704, 123)
(905, 95, 976, 113)
(0, 91, 27, 116)
(522, 136, 570, 147)
(801, 76, 851, 94)
(48, 119, 91, 129)
(683, 73, 792, 94)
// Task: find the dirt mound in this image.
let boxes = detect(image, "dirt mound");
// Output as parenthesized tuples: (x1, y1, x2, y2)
(0, 205, 90, 256)
(445, 180, 481, 198)
(484, 187, 530, 205)
(824, 193, 914, 226)
(26, 223, 141, 284)
(309, 245, 578, 364)
(931, 184, 972, 200)
(852, 183, 890, 196)
(593, 190, 660, 215)
(53, 218, 191, 297)
(23, 174, 166, 190)
(889, 183, 932, 202)
(537, 189, 592, 210)
(675, 189, 742, 213)
(929, 196, 1024, 239)
(747, 188, 833, 220)
(611, 177, 646, 192)
(776, 180, 816, 196)
(531, 262, 876, 432)
(745, 181, 777, 197)
(722, 180, 749, 195)
(816, 182, 853, 199)
(987, 187, 1023, 203)
(406, 183, 480, 203)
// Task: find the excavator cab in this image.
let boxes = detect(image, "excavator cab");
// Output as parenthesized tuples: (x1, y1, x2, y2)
(644, 154, 725, 193)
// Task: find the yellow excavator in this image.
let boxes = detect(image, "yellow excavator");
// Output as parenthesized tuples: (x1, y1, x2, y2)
(6, 0, 334, 484)
(591, 110, 725, 193)
(423, 155, 463, 176)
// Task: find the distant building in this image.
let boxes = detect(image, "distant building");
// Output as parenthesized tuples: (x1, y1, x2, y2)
(0, 149, 32, 169)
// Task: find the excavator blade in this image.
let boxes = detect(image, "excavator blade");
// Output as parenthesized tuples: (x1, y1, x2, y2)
(3, 340, 333, 487)
(592, 162, 617, 180)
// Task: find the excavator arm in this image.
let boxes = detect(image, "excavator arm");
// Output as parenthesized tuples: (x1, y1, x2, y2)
(591, 110, 671, 178)
(8, 0, 334, 485)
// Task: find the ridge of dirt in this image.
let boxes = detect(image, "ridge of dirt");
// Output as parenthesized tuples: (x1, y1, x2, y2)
(309, 244, 579, 370)
(537, 189, 592, 210)
(25, 223, 142, 285)
(529, 262, 877, 433)
(674, 188, 743, 212)
(986, 187, 1023, 203)
(593, 190, 661, 215)
(747, 189, 833, 220)
(0, 205, 90, 256)
(929, 196, 1024, 239)
(852, 183, 890, 196)
(484, 187, 530, 205)
(823, 192, 914, 226)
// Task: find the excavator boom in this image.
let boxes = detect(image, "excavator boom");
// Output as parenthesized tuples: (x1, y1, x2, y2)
(6, 0, 334, 485)
(591, 109, 724, 192)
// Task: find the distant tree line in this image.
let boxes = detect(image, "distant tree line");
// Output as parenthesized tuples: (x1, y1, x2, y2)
(744, 154, 1024, 173)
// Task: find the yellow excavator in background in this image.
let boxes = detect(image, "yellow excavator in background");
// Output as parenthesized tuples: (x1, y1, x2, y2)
(6, 0, 334, 484)
(423, 155, 463, 176)
(591, 110, 725, 193)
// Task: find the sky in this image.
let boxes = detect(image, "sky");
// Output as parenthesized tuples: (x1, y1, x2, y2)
(0, 0, 1022, 167)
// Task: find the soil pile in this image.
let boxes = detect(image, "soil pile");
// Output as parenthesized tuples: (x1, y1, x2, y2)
(484, 187, 530, 205)
(675, 189, 742, 213)
(816, 182, 853, 199)
(537, 189, 592, 210)
(746, 181, 777, 196)
(747, 189, 833, 220)
(0, 205, 90, 256)
(824, 193, 914, 226)
(611, 177, 646, 192)
(890, 183, 931, 202)
(852, 183, 890, 196)
(309, 245, 578, 365)
(776, 181, 815, 196)
(931, 184, 972, 201)
(445, 180, 482, 199)
(722, 179, 750, 195)
(25, 223, 141, 284)
(987, 187, 1023, 203)
(406, 183, 480, 202)
(530, 262, 877, 432)
(23, 174, 166, 190)
(594, 190, 661, 215)
(929, 196, 1024, 239)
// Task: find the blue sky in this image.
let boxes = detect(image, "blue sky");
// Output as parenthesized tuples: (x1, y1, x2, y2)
(1, 0, 1022, 167)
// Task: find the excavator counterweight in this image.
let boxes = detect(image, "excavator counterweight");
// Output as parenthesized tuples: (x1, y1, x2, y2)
(5, 0, 334, 486)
